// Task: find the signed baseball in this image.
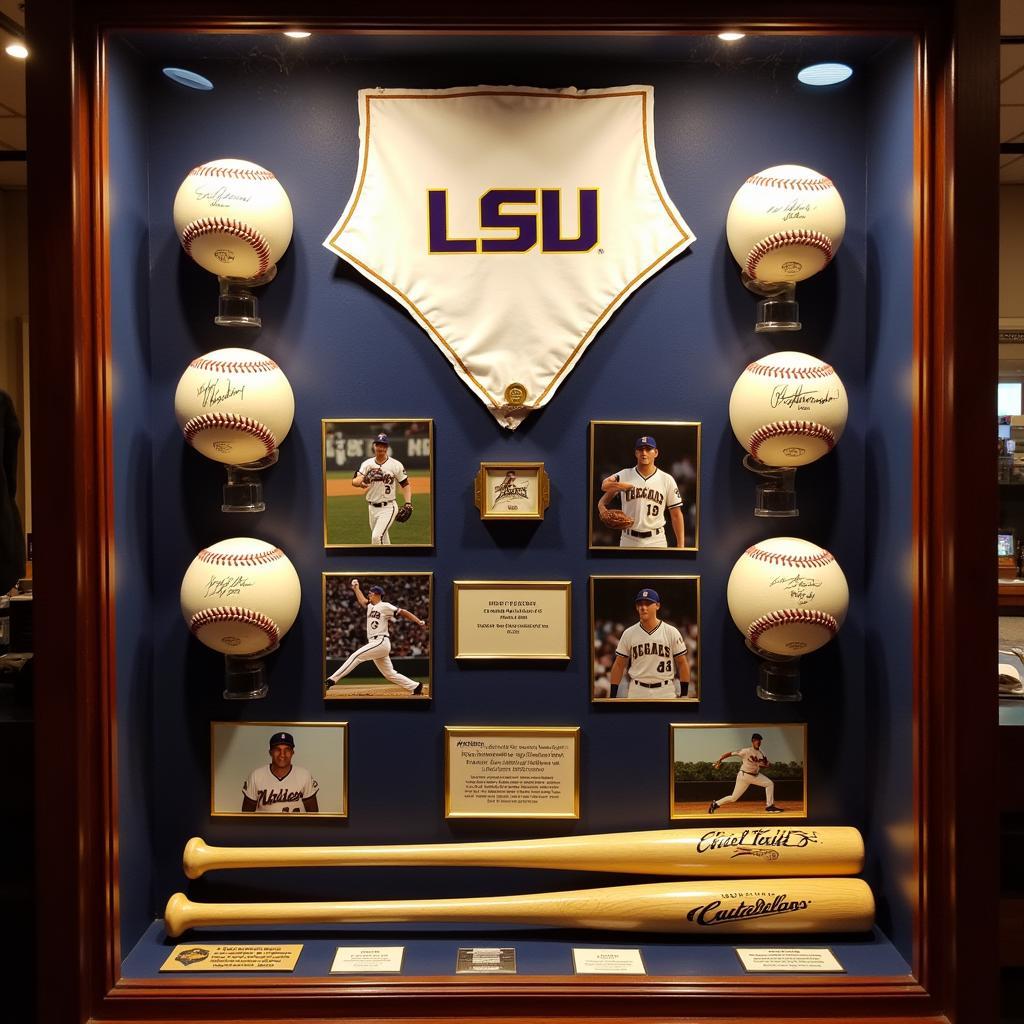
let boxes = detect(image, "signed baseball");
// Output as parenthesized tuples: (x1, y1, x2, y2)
(727, 537, 848, 656)
(729, 351, 847, 467)
(180, 538, 301, 655)
(173, 158, 293, 279)
(726, 165, 845, 284)
(174, 347, 295, 466)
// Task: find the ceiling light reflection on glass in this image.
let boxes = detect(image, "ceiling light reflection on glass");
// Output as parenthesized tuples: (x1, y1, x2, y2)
(162, 67, 214, 90)
(5, 43, 28, 60)
(718, 32, 745, 41)
(797, 62, 853, 86)
(284, 31, 311, 38)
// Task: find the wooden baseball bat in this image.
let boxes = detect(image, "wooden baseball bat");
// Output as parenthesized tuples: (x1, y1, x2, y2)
(182, 826, 863, 879)
(164, 877, 873, 938)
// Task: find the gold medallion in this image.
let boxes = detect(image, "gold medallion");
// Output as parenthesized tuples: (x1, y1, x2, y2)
(504, 383, 528, 407)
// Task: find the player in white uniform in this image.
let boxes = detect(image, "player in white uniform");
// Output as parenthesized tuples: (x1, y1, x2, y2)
(353, 433, 413, 545)
(708, 733, 783, 814)
(325, 580, 427, 695)
(609, 587, 691, 698)
(241, 732, 320, 813)
(600, 434, 685, 548)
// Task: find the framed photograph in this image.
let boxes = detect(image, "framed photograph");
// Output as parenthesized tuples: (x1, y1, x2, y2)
(589, 420, 700, 551)
(670, 723, 807, 820)
(444, 726, 580, 819)
(210, 721, 348, 818)
(323, 572, 432, 700)
(474, 462, 551, 520)
(591, 575, 699, 702)
(453, 580, 571, 660)
(322, 418, 434, 548)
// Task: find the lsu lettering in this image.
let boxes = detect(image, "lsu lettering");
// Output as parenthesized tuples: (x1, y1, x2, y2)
(428, 189, 599, 254)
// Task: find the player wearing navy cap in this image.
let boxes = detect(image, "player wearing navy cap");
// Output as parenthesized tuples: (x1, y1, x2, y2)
(242, 732, 320, 813)
(609, 588, 691, 698)
(352, 433, 414, 545)
(708, 732, 784, 814)
(599, 435, 685, 548)
(325, 579, 427, 696)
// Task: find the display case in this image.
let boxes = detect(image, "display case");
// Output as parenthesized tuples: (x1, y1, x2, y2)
(30, 2, 997, 1022)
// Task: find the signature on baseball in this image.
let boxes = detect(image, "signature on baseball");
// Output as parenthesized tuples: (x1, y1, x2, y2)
(769, 384, 840, 410)
(203, 574, 255, 600)
(192, 186, 254, 208)
(769, 574, 822, 605)
(765, 199, 813, 220)
(197, 378, 246, 409)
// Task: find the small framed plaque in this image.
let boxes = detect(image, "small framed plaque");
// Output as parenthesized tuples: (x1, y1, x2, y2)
(445, 726, 580, 819)
(474, 462, 551, 520)
(453, 580, 571, 660)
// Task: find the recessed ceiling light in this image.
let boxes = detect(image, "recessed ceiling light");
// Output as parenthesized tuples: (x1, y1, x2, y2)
(718, 32, 745, 41)
(162, 67, 214, 91)
(284, 30, 311, 39)
(5, 43, 28, 60)
(797, 62, 853, 86)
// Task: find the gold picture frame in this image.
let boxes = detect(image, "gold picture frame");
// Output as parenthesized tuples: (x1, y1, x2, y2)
(591, 574, 700, 703)
(473, 461, 551, 520)
(589, 419, 701, 552)
(444, 725, 580, 819)
(210, 721, 349, 819)
(452, 580, 571, 660)
(322, 418, 434, 549)
(323, 571, 433, 700)
(669, 722, 808, 821)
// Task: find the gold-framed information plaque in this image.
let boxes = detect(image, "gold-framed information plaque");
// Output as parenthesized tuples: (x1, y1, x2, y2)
(444, 726, 580, 819)
(452, 580, 571, 660)
(474, 462, 551, 520)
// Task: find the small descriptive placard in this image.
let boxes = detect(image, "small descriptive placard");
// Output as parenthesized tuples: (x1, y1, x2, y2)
(330, 946, 405, 973)
(735, 947, 845, 974)
(160, 944, 302, 973)
(445, 726, 579, 819)
(455, 947, 518, 974)
(572, 948, 647, 975)
(453, 581, 570, 659)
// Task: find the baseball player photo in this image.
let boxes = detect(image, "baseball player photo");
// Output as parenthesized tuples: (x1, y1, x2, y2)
(322, 419, 434, 548)
(591, 575, 699, 702)
(670, 724, 807, 820)
(209, 722, 348, 818)
(589, 420, 700, 551)
(323, 571, 432, 700)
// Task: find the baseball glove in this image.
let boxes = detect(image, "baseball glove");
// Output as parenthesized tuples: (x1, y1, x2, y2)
(599, 506, 634, 530)
(396, 503, 413, 523)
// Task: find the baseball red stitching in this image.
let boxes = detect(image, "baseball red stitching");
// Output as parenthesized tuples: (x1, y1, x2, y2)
(748, 609, 839, 649)
(182, 413, 278, 456)
(179, 218, 272, 277)
(748, 421, 837, 461)
(188, 165, 276, 181)
(745, 545, 835, 568)
(746, 230, 834, 279)
(746, 174, 834, 191)
(190, 356, 279, 374)
(196, 547, 284, 567)
(189, 607, 280, 648)
(746, 361, 836, 380)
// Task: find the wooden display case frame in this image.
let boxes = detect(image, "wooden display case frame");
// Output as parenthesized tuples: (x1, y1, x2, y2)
(28, 2, 997, 1022)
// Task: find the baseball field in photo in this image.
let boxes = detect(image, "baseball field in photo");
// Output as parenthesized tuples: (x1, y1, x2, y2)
(325, 469, 432, 546)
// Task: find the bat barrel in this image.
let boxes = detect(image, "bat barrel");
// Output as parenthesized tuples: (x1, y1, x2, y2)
(164, 878, 874, 938)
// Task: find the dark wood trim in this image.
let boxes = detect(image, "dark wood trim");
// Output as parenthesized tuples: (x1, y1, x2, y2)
(29, 2, 997, 1022)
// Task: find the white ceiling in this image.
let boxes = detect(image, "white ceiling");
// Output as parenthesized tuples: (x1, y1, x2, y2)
(0, 0, 24, 189)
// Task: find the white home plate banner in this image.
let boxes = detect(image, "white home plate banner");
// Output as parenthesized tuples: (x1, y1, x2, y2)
(324, 85, 694, 428)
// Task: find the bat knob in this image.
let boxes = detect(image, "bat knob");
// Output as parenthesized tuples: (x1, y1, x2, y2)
(183, 836, 210, 879)
(164, 892, 192, 938)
